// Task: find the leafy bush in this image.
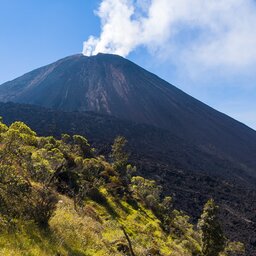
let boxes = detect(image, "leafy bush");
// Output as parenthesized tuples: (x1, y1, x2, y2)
(28, 186, 58, 227)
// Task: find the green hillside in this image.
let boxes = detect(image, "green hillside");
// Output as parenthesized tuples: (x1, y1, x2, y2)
(0, 118, 244, 256)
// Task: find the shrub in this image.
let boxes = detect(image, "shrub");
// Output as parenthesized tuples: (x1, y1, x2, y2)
(198, 199, 226, 256)
(28, 186, 58, 227)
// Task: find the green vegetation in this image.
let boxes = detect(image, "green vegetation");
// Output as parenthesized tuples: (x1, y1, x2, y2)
(198, 199, 225, 256)
(0, 119, 244, 255)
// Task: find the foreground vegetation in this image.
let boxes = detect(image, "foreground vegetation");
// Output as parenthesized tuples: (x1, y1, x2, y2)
(0, 118, 244, 255)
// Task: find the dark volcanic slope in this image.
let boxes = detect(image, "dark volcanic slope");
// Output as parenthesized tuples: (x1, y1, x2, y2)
(0, 53, 256, 175)
(0, 102, 249, 178)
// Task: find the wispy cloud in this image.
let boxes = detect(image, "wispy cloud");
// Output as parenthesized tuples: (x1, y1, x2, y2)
(83, 0, 256, 73)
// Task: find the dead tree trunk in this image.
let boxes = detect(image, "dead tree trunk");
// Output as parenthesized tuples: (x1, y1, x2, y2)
(121, 226, 136, 256)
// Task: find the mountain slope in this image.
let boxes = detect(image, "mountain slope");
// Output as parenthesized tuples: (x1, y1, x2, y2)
(0, 53, 256, 174)
(0, 102, 250, 178)
(0, 118, 206, 256)
(0, 102, 255, 254)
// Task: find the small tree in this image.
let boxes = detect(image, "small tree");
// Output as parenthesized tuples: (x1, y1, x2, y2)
(110, 136, 129, 173)
(131, 176, 162, 209)
(110, 136, 135, 195)
(0, 116, 8, 134)
(159, 196, 173, 231)
(198, 199, 225, 256)
(0, 121, 58, 227)
(73, 158, 105, 210)
(73, 135, 93, 157)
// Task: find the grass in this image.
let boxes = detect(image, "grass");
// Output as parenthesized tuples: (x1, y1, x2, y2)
(0, 222, 65, 256)
(0, 189, 200, 256)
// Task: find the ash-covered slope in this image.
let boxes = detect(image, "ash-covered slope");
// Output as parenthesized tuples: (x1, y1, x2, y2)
(0, 53, 199, 130)
(0, 53, 256, 174)
(0, 53, 243, 131)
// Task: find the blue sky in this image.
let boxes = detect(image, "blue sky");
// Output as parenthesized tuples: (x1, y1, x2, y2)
(0, 0, 256, 129)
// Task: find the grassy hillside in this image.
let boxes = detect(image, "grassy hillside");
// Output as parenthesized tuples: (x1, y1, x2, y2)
(0, 119, 244, 256)
(0, 194, 200, 256)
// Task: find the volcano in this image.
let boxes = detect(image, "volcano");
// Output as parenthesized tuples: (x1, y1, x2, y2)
(0, 53, 256, 175)
(0, 53, 256, 252)
(0, 53, 204, 129)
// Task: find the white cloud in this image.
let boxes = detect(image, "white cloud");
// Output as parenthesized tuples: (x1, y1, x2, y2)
(83, 0, 256, 72)
(83, 0, 141, 57)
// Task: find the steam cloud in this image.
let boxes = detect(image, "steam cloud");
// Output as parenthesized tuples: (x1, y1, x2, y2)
(83, 0, 256, 69)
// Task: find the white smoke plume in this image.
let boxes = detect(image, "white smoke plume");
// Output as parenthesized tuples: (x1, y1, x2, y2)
(83, 0, 256, 69)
